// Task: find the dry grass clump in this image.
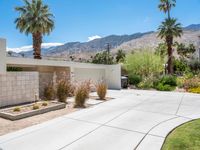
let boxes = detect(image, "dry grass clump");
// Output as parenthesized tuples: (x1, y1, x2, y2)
(74, 82, 90, 108)
(13, 107, 21, 112)
(44, 83, 55, 100)
(57, 80, 70, 103)
(96, 81, 107, 100)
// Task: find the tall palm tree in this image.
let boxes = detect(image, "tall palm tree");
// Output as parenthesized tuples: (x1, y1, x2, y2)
(15, 0, 54, 59)
(158, 0, 176, 19)
(158, 18, 182, 74)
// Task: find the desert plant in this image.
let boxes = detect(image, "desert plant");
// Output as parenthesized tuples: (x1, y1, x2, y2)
(32, 104, 40, 110)
(183, 76, 200, 90)
(42, 102, 48, 106)
(57, 80, 70, 103)
(96, 82, 107, 100)
(128, 74, 142, 86)
(124, 50, 164, 78)
(74, 83, 88, 108)
(138, 76, 155, 89)
(154, 75, 177, 91)
(13, 107, 21, 112)
(44, 84, 55, 100)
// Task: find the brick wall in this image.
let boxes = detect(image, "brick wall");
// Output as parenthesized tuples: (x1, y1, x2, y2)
(0, 72, 39, 108)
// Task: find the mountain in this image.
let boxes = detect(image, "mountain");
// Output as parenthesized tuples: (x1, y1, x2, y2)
(184, 24, 200, 31)
(9, 24, 200, 59)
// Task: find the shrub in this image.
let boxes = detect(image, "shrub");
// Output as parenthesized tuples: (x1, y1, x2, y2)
(42, 102, 48, 106)
(13, 107, 21, 112)
(173, 59, 188, 74)
(183, 76, 200, 90)
(124, 50, 164, 78)
(189, 59, 200, 74)
(154, 76, 177, 91)
(138, 76, 154, 89)
(44, 84, 55, 100)
(155, 83, 175, 91)
(57, 80, 70, 103)
(96, 82, 107, 100)
(159, 76, 177, 86)
(188, 87, 200, 94)
(128, 74, 142, 86)
(74, 83, 88, 108)
(32, 104, 40, 110)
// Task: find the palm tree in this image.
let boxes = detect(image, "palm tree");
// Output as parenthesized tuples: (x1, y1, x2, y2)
(15, 0, 54, 59)
(158, 18, 182, 74)
(158, 0, 176, 19)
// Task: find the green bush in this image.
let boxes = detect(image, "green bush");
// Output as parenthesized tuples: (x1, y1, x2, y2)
(57, 80, 70, 103)
(32, 104, 40, 110)
(154, 75, 177, 91)
(128, 74, 142, 85)
(138, 76, 154, 89)
(124, 50, 164, 78)
(44, 84, 55, 100)
(156, 83, 175, 91)
(173, 59, 188, 74)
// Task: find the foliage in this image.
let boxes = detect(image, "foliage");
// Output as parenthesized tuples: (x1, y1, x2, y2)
(57, 80, 70, 103)
(74, 83, 89, 108)
(162, 119, 200, 150)
(7, 67, 23, 72)
(44, 84, 55, 100)
(13, 107, 21, 112)
(155, 43, 167, 58)
(42, 102, 48, 106)
(96, 82, 107, 100)
(158, 0, 176, 18)
(15, 0, 54, 59)
(154, 75, 177, 91)
(92, 51, 114, 64)
(116, 49, 126, 63)
(173, 59, 189, 74)
(188, 87, 200, 94)
(124, 51, 163, 78)
(32, 104, 40, 110)
(128, 74, 142, 86)
(138, 76, 155, 89)
(188, 59, 200, 74)
(175, 42, 196, 59)
(183, 76, 200, 89)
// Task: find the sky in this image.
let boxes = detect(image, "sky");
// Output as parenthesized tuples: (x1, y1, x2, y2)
(0, 0, 200, 52)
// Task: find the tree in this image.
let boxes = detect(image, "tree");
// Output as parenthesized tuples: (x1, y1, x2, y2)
(158, 18, 182, 74)
(175, 42, 196, 59)
(92, 51, 114, 64)
(15, 0, 54, 59)
(158, 0, 176, 19)
(116, 49, 126, 63)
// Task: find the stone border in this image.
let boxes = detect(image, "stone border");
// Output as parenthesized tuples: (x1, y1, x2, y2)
(0, 102, 66, 121)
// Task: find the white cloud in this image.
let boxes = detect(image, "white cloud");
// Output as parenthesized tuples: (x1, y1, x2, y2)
(7, 43, 64, 53)
(88, 35, 102, 41)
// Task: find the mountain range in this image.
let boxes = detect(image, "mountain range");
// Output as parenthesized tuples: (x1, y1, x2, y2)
(8, 24, 200, 60)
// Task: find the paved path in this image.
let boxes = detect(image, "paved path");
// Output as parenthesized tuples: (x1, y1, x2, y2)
(0, 90, 200, 150)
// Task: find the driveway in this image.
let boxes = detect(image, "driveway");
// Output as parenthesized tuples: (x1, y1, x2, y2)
(0, 90, 200, 150)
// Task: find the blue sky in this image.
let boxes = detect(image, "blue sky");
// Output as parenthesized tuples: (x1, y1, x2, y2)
(0, 0, 200, 49)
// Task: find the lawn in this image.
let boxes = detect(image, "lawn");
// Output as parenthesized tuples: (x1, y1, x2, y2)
(162, 119, 200, 150)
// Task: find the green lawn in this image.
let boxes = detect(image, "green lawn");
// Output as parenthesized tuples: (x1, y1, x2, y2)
(162, 119, 200, 150)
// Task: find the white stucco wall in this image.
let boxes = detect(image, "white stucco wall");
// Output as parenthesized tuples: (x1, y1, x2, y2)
(0, 38, 6, 74)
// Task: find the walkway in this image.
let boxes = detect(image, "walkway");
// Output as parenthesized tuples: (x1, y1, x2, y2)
(0, 90, 200, 150)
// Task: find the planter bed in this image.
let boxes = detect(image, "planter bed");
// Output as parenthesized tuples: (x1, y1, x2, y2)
(0, 101, 66, 121)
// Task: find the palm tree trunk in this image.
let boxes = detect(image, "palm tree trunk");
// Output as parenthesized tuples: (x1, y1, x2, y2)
(166, 36, 173, 74)
(33, 32, 42, 59)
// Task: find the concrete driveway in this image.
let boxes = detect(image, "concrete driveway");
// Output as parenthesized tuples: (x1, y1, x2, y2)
(0, 90, 200, 150)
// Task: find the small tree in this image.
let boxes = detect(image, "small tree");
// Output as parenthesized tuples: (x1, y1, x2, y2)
(116, 49, 126, 63)
(92, 51, 114, 64)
